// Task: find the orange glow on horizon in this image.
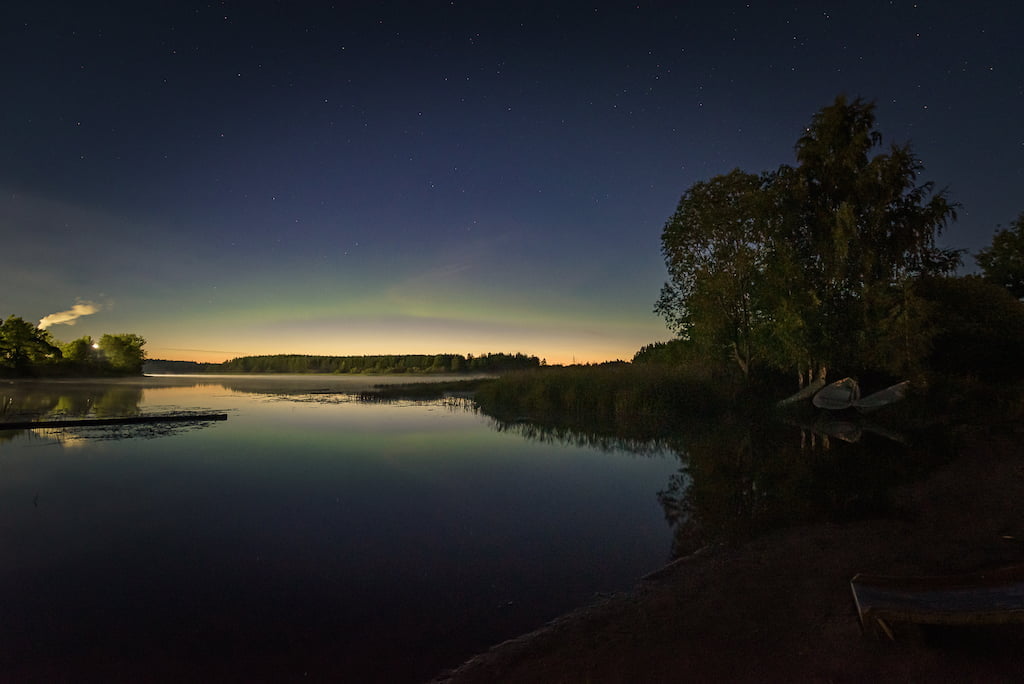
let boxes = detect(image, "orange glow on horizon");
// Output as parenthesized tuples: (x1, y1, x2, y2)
(146, 345, 636, 366)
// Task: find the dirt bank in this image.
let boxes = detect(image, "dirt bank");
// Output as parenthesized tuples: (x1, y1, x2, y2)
(433, 425, 1024, 682)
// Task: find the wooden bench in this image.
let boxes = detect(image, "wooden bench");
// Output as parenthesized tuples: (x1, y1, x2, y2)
(850, 565, 1024, 640)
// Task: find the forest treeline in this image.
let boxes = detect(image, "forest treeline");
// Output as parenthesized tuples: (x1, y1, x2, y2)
(145, 352, 542, 375)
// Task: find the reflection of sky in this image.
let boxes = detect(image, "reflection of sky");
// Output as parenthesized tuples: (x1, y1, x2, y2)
(4, 2, 1021, 363)
(0, 381, 680, 678)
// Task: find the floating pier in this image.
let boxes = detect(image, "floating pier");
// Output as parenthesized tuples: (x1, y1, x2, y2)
(0, 414, 228, 430)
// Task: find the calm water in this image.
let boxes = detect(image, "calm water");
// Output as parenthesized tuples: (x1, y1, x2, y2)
(0, 376, 681, 681)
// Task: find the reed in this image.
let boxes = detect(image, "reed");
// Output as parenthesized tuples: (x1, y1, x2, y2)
(473, 363, 732, 441)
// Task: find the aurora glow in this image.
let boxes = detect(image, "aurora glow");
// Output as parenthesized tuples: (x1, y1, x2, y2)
(2, 2, 1021, 363)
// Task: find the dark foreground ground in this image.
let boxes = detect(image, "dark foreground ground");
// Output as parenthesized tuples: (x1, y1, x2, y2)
(433, 425, 1024, 683)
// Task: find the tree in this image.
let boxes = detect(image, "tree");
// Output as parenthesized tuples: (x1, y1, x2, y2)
(632, 339, 699, 366)
(61, 336, 98, 363)
(655, 169, 794, 377)
(98, 333, 147, 374)
(915, 275, 1024, 380)
(785, 96, 960, 378)
(0, 316, 61, 372)
(976, 212, 1024, 298)
(656, 96, 960, 384)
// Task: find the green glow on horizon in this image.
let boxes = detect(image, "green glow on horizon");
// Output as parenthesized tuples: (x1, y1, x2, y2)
(9, 190, 671, 366)
(122, 262, 669, 364)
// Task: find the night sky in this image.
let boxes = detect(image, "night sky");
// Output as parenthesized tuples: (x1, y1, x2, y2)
(3, 1, 1021, 363)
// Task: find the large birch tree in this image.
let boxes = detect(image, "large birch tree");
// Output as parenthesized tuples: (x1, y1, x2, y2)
(656, 96, 961, 383)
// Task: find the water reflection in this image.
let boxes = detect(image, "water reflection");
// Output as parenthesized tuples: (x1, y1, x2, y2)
(0, 377, 956, 566)
(786, 414, 909, 445)
(0, 381, 220, 442)
(488, 417, 674, 457)
(488, 410, 954, 561)
(147, 372, 484, 398)
(1, 382, 143, 420)
(0, 379, 680, 681)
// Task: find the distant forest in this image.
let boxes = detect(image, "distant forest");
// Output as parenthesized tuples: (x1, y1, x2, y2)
(144, 352, 542, 375)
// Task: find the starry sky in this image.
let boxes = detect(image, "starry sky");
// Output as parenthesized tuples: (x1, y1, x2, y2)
(3, 1, 1021, 364)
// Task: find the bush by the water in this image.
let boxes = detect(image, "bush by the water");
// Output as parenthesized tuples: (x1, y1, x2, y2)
(915, 276, 1024, 382)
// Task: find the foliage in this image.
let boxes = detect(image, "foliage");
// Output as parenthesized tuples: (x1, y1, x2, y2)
(98, 334, 147, 374)
(914, 275, 1024, 382)
(631, 338, 699, 365)
(976, 212, 1024, 298)
(0, 316, 147, 377)
(655, 170, 788, 376)
(217, 352, 540, 374)
(656, 96, 961, 384)
(0, 316, 61, 374)
(61, 336, 97, 362)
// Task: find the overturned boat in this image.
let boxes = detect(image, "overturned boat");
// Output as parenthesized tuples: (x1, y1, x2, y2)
(854, 380, 910, 413)
(812, 377, 861, 410)
(811, 378, 909, 412)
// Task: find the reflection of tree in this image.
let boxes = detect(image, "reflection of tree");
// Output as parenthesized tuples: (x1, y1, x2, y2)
(91, 387, 143, 417)
(0, 316, 61, 373)
(668, 425, 771, 556)
(657, 469, 701, 559)
(486, 405, 954, 563)
(0, 384, 144, 440)
(665, 418, 952, 559)
(1, 385, 144, 420)
(1, 388, 61, 421)
(488, 418, 674, 457)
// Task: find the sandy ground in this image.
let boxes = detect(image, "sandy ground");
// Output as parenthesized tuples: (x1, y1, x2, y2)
(432, 424, 1024, 683)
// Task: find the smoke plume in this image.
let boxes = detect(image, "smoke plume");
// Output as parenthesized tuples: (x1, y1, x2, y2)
(38, 302, 101, 329)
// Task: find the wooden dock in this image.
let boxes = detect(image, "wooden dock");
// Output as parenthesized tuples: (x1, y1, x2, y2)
(0, 413, 228, 430)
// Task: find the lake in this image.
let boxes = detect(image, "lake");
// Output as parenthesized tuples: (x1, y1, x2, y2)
(0, 375, 682, 681)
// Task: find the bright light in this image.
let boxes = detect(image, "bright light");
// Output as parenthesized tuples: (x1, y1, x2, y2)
(92, 343, 100, 349)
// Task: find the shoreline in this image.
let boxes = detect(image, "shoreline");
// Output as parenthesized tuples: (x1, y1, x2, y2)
(433, 424, 1024, 682)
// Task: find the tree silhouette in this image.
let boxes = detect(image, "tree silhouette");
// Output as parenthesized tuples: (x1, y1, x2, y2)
(976, 212, 1024, 299)
(657, 96, 961, 383)
(0, 316, 61, 373)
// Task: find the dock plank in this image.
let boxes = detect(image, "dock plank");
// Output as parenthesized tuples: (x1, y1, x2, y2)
(0, 414, 228, 430)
